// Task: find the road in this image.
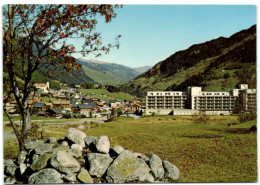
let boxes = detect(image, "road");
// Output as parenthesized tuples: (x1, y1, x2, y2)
(3, 117, 107, 126)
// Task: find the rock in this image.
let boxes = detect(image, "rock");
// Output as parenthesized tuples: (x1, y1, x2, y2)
(4, 159, 14, 167)
(24, 140, 44, 151)
(139, 154, 150, 163)
(32, 154, 39, 162)
(19, 163, 27, 175)
(52, 143, 69, 153)
(65, 128, 86, 147)
(86, 153, 113, 177)
(139, 173, 155, 182)
(68, 144, 83, 158)
(16, 151, 27, 165)
(63, 172, 77, 182)
(5, 160, 17, 177)
(106, 150, 150, 183)
(47, 137, 57, 144)
(50, 151, 80, 173)
(77, 168, 93, 183)
(28, 168, 63, 184)
(84, 136, 97, 147)
(147, 154, 164, 179)
(162, 160, 180, 181)
(34, 143, 54, 154)
(5, 177, 16, 184)
(78, 125, 85, 130)
(31, 153, 52, 171)
(91, 136, 110, 154)
(109, 145, 124, 157)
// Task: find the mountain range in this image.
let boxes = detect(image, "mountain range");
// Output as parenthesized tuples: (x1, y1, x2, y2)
(121, 25, 256, 98)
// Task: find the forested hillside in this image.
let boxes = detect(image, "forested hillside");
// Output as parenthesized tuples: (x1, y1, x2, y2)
(121, 25, 256, 97)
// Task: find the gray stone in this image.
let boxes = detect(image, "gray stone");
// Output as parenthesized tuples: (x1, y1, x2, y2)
(16, 151, 27, 165)
(110, 145, 124, 156)
(77, 168, 93, 183)
(65, 128, 86, 147)
(106, 150, 150, 183)
(19, 163, 27, 175)
(5, 177, 16, 184)
(147, 154, 164, 179)
(52, 143, 69, 153)
(32, 154, 39, 162)
(93, 136, 110, 154)
(48, 137, 57, 144)
(139, 154, 150, 163)
(4, 159, 14, 167)
(162, 160, 180, 181)
(34, 143, 54, 154)
(78, 125, 85, 130)
(24, 140, 44, 151)
(87, 153, 113, 177)
(50, 151, 80, 173)
(28, 168, 63, 184)
(63, 172, 77, 182)
(68, 144, 83, 158)
(5, 161, 17, 177)
(84, 136, 97, 147)
(31, 153, 52, 171)
(139, 173, 155, 182)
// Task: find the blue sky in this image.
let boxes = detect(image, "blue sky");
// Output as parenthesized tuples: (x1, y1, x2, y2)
(70, 5, 256, 68)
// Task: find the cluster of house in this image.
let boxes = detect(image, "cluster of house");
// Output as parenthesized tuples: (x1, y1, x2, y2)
(4, 82, 143, 119)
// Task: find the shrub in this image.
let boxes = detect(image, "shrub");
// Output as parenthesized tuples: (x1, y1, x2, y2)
(192, 111, 210, 124)
(238, 110, 256, 123)
(63, 113, 71, 119)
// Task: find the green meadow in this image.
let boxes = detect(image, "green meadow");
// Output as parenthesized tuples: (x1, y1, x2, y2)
(3, 115, 257, 182)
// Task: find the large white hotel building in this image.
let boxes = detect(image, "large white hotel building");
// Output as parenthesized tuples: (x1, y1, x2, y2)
(145, 84, 256, 115)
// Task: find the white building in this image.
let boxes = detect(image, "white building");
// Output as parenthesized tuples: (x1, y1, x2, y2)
(146, 84, 256, 116)
(34, 82, 49, 93)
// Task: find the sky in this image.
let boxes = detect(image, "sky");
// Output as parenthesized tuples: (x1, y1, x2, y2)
(70, 5, 256, 68)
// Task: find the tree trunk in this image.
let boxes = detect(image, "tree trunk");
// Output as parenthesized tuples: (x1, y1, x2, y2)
(20, 108, 31, 151)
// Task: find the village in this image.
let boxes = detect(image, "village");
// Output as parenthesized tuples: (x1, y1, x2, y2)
(4, 82, 145, 121)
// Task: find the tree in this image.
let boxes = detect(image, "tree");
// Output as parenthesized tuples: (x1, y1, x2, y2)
(3, 4, 121, 151)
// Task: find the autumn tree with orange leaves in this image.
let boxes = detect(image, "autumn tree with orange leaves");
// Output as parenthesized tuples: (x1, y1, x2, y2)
(3, 4, 121, 151)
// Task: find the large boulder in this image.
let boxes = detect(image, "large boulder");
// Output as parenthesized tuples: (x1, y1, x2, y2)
(50, 151, 81, 173)
(139, 173, 155, 183)
(5, 177, 17, 184)
(106, 150, 150, 183)
(65, 128, 86, 147)
(86, 153, 113, 177)
(34, 143, 54, 154)
(77, 168, 93, 183)
(24, 140, 44, 151)
(28, 168, 63, 184)
(162, 160, 180, 181)
(30, 153, 52, 171)
(91, 136, 110, 154)
(52, 142, 69, 153)
(147, 154, 164, 179)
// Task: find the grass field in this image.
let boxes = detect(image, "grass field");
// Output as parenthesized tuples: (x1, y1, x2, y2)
(80, 89, 134, 101)
(3, 115, 257, 182)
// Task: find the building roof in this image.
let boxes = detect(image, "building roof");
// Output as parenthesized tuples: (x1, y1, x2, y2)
(79, 103, 96, 109)
(47, 107, 62, 114)
(71, 104, 78, 108)
(53, 101, 70, 105)
(34, 83, 47, 87)
(34, 103, 45, 108)
(45, 103, 53, 106)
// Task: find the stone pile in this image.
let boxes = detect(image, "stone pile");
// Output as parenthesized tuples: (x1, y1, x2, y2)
(4, 128, 180, 184)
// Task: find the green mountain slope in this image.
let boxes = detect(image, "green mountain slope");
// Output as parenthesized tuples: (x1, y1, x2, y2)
(77, 59, 140, 82)
(121, 25, 256, 98)
(81, 66, 125, 85)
